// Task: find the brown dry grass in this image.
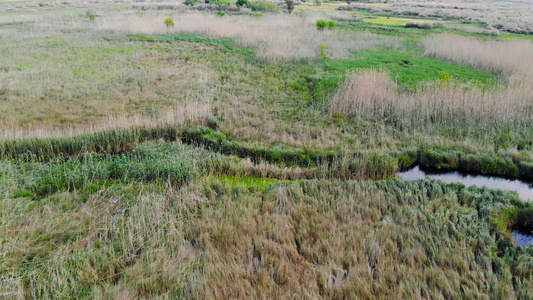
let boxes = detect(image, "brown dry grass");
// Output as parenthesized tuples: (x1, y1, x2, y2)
(330, 68, 533, 132)
(97, 11, 402, 61)
(423, 34, 533, 78)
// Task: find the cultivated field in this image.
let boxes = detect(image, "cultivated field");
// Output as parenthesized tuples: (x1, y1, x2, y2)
(1, 0, 533, 298)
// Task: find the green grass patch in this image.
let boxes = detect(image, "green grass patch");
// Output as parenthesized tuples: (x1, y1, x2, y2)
(501, 33, 533, 41)
(314, 50, 496, 100)
(210, 175, 280, 191)
(362, 17, 432, 26)
(294, 4, 337, 11)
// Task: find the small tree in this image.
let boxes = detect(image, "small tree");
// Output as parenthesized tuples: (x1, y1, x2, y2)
(285, 0, 294, 14)
(320, 43, 327, 60)
(89, 14, 95, 21)
(165, 18, 175, 27)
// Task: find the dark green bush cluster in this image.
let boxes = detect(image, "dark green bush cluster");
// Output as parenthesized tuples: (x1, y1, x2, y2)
(236, 0, 249, 7)
(316, 19, 336, 30)
(516, 208, 533, 232)
(405, 22, 433, 30)
(519, 161, 533, 178)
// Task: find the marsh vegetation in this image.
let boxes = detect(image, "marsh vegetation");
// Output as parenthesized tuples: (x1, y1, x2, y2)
(1, 0, 532, 298)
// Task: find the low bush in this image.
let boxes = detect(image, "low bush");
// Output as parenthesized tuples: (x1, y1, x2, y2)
(316, 19, 336, 30)
(405, 22, 433, 30)
(164, 17, 175, 27)
(248, 0, 280, 12)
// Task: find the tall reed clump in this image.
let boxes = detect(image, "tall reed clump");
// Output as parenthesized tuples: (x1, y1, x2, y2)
(423, 34, 533, 78)
(330, 69, 397, 119)
(330, 69, 533, 145)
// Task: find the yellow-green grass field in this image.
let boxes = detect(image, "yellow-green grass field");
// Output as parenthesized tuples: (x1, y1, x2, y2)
(362, 16, 433, 26)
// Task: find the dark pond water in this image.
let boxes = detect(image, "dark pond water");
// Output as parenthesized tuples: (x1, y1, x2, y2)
(398, 165, 533, 246)
(397, 165, 533, 202)
(513, 230, 533, 247)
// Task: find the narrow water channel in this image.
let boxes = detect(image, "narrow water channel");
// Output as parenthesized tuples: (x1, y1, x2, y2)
(397, 165, 533, 201)
(398, 165, 533, 246)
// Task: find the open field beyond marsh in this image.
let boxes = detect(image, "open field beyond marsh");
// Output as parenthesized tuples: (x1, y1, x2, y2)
(1, 0, 533, 298)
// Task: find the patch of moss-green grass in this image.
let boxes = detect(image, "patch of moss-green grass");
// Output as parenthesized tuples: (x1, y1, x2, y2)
(313, 50, 496, 101)
(210, 175, 282, 191)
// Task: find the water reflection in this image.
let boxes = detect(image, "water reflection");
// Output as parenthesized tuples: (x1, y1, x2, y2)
(397, 165, 533, 201)
(513, 230, 533, 246)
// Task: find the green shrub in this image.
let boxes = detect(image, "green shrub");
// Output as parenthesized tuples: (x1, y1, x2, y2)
(439, 71, 451, 84)
(249, 0, 280, 12)
(316, 19, 336, 30)
(89, 14, 95, 21)
(215, 11, 226, 16)
(184, 0, 197, 6)
(316, 19, 327, 30)
(164, 18, 175, 27)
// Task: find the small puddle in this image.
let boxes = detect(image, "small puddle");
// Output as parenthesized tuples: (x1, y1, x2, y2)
(512, 230, 533, 247)
(397, 165, 533, 201)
